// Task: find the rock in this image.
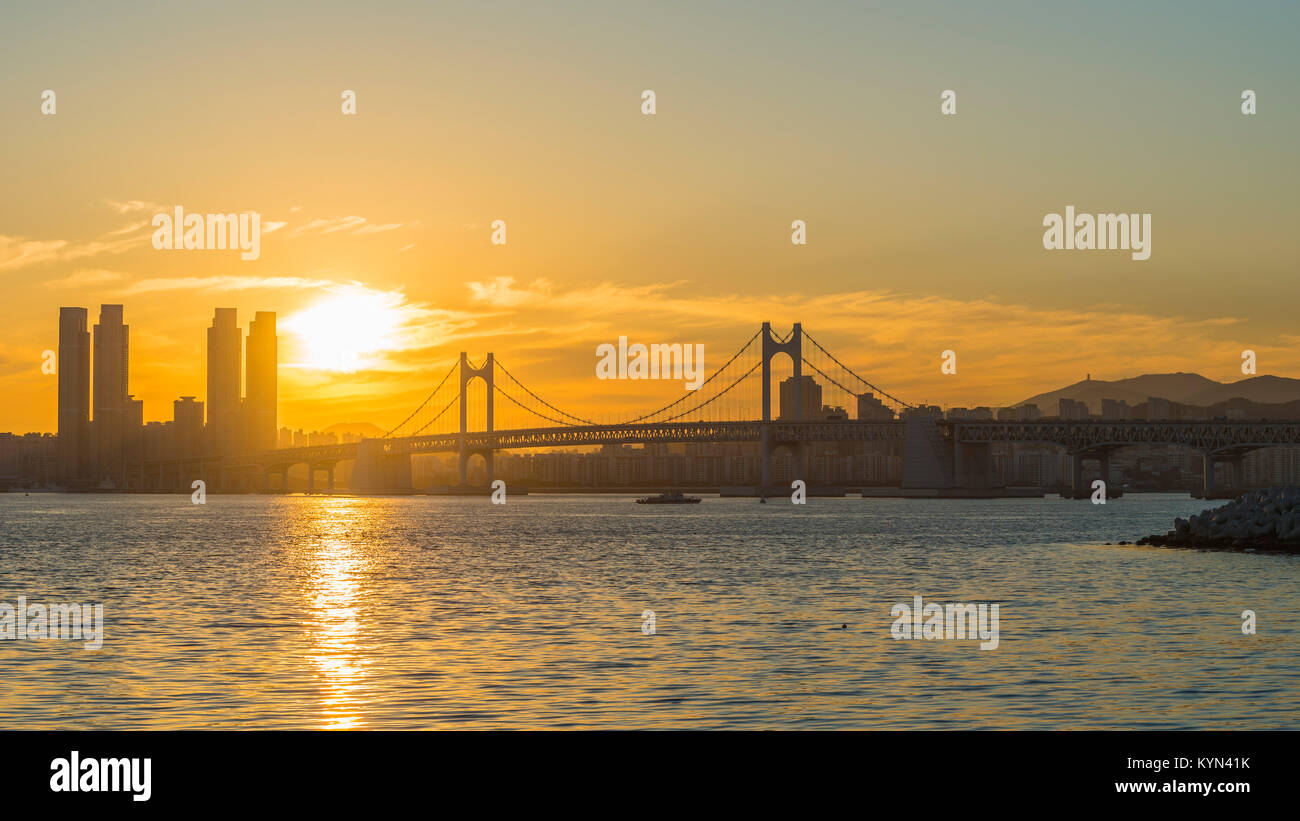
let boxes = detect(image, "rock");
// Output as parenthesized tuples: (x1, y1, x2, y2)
(1135, 486, 1300, 553)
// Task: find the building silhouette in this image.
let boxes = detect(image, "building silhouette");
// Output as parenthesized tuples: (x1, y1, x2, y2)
(125, 394, 144, 467)
(779, 375, 821, 420)
(174, 397, 205, 458)
(857, 391, 895, 421)
(1058, 398, 1089, 420)
(1101, 398, 1130, 420)
(92, 304, 130, 484)
(207, 308, 242, 456)
(243, 311, 277, 453)
(57, 307, 91, 484)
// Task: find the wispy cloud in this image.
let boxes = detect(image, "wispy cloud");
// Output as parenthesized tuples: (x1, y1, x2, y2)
(285, 215, 411, 238)
(43, 268, 127, 289)
(102, 198, 164, 215)
(467, 276, 554, 307)
(458, 277, 1287, 407)
(0, 232, 151, 273)
(120, 275, 341, 294)
(101, 220, 151, 237)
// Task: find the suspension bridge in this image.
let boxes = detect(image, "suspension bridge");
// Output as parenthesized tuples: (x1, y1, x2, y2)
(133, 322, 1300, 497)
(296, 322, 910, 492)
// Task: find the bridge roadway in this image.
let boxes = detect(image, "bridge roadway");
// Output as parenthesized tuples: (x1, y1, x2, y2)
(130, 418, 1300, 494)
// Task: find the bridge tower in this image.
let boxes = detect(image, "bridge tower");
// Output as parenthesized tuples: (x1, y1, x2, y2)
(458, 352, 495, 485)
(760, 322, 808, 489)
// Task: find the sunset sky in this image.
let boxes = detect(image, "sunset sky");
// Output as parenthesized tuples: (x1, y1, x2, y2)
(2, 0, 1297, 434)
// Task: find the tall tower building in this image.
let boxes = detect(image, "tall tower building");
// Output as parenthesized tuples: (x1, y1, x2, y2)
(243, 311, 277, 453)
(779, 375, 821, 420)
(125, 394, 144, 474)
(57, 307, 91, 485)
(173, 397, 205, 459)
(206, 308, 242, 456)
(92, 304, 130, 484)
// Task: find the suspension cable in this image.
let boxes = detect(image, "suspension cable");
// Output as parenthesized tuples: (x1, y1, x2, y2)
(407, 393, 460, 436)
(494, 359, 596, 425)
(653, 360, 762, 423)
(494, 384, 586, 427)
(383, 362, 457, 436)
(618, 329, 763, 424)
(801, 330, 913, 408)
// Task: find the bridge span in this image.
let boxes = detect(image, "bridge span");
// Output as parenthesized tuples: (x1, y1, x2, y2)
(125, 322, 1300, 497)
(133, 416, 1300, 497)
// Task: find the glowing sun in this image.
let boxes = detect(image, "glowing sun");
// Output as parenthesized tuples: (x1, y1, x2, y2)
(283, 289, 408, 372)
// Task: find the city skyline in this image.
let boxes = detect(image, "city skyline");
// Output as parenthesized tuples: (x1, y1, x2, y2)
(45, 302, 280, 487)
(9, 298, 1300, 439)
(9, 306, 1300, 494)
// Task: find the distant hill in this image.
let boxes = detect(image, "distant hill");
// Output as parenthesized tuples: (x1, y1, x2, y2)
(1185, 375, 1300, 406)
(1017, 373, 1300, 415)
(321, 422, 386, 438)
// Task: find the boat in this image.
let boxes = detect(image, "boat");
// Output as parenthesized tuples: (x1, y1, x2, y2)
(636, 491, 702, 504)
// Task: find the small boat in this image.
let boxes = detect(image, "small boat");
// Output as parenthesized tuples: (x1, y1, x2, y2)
(636, 491, 702, 504)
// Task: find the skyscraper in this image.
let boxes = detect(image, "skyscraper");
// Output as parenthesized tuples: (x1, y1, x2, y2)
(856, 392, 894, 421)
(206, 308, 241, 456)
(778, 375, 821, 421)
(92, 304, 130, 485)
(125, 394, 144, 475)
(174, 397, 205, 459)
(57, 307, 91, 485)
(243, 311, 277, 453)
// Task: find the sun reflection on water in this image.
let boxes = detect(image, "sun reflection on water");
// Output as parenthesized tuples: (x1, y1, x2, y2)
(302, 499, 371, 729)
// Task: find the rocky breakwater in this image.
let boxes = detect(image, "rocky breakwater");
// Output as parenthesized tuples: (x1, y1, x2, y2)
(1138, 487, 1300, 552)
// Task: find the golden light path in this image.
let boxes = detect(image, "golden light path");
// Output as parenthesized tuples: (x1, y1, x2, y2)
(302, 498, 371, 729)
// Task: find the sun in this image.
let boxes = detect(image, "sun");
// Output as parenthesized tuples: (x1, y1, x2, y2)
(283, 289, 407, 372)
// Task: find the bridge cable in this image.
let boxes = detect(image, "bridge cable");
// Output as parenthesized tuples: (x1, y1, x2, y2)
(617, 329, 763, 424)
(383, 361, 458, 437)
(407, 393, 461, 436)
(493, 384, 588, 428)
(650, 360, 763, 423)
(494, 359, 597, 426)
(801, 329, 913, 409)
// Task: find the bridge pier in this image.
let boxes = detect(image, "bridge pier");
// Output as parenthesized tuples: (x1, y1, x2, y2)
(457, 444, 494, 486)
(953, 441, 993, 489)
(352, 439, 413, 494)
(263, 467, 288, 493)
(902, 411, 955, 489)
(759, 431, 809, 491)
(761, 425, 772, 488)
(1202, 452, 1243, 497)
(758, 323, 805, 491)
(1069, 450, 1111, 497)
(301, 462, 336, 493)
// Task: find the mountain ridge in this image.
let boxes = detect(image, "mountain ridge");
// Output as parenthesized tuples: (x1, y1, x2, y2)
(1017, 373, 1300, 414)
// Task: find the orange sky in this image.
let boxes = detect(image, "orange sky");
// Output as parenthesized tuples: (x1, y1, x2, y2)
(2, 1, 1297, 433)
